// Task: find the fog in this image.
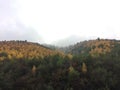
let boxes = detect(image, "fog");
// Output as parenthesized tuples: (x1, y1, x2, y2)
(0, 0, 120, 45)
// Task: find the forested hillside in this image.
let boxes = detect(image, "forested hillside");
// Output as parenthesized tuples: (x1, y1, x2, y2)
(0, 40, 61, 60)
(63, 39, 120, 57)
(0, 39, 120, 90)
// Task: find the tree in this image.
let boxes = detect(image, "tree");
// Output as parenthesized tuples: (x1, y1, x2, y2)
(81, 62, 87, 73)
(97, 37, 100, 41)
(32, 65, 36, 76)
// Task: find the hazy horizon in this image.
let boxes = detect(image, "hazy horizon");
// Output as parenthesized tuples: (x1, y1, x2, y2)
(0, 0, 120, 44)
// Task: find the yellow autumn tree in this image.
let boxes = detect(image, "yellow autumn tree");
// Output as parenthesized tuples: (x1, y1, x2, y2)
(81, 62, 87, 73)
(32, 65, 36, 76)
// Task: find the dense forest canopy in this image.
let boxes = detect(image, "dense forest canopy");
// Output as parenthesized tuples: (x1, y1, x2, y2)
(61, 39, 120, 57)
(0, 39, 120, 90)
(0, 40, 63, 61)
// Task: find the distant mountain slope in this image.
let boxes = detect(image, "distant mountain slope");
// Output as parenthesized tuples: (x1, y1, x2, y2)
(0, 40, 61, 60)
(64, 39, 120, 57)
(52, 35, 90, 47)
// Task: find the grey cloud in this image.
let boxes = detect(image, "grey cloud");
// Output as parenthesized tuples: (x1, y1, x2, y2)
(0, 21, 43, 43)
(0, 0, 43, 43)
(0, 0, 43, 42)
(52, 35, 98, 47)
(52, 35, 86, 47)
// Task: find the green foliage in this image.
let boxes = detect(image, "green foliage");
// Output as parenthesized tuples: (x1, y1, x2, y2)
(0, 40, 120, 90)
(68, 66, 80, 78)
(63, 39, 120, 57)
(0, 52, 8, 57)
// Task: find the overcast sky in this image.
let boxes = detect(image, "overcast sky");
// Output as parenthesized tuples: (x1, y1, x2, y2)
(0, 0, 120, 44)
